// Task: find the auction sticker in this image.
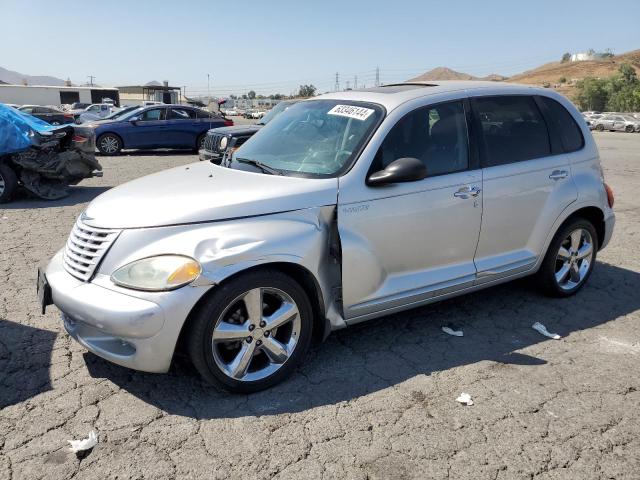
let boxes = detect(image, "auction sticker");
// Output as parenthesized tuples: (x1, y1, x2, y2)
(328, 104, 375, 121)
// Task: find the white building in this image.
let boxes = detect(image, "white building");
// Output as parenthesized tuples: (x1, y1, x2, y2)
(570, 51, 608, 62)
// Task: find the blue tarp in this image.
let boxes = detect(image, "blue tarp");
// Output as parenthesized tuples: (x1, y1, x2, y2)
(0, 103, 61, 155)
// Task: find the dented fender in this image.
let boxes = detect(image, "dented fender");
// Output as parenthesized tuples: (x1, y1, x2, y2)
(97, 206, 346, 331)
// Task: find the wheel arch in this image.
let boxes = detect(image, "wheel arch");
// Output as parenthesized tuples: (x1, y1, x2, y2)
(561, 206, 605, 250)
(175, 262, 329, 360)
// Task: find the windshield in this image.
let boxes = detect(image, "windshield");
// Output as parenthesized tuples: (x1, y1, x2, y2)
(258, 101, 294, 125)
(233, 100, 384, 177)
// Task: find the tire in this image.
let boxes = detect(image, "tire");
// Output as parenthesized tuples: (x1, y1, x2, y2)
(97, 133, 122, 155)
(535, 218, 598, 297)
(196, 134, 206, 152)
(625, 125, 634, 133)
(0, 163, 18, 204)
(187, 269, 314, 393)
(595, 124, 604, 131)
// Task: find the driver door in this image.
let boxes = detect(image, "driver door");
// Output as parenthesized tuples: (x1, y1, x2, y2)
(337, 99, 483, 321)
(126, 107, 168, 148)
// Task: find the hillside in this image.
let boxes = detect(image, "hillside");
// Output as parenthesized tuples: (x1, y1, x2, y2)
(408, 66, 507, 82)
(0, 66, 66, 86)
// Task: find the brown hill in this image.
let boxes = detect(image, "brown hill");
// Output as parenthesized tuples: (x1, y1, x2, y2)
(408, 67, 477, 81)
(506, 49, 640, 96)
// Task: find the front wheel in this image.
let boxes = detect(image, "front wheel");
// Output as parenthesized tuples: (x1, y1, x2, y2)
(536, 219, 598, 297)
(97, 133, 122, 155)
(187, 269, 314, 393)
(595, 124, 604, 131)
(625, 125, 634, 133)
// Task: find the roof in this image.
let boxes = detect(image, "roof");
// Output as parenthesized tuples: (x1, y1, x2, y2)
(316, 81, 545, 112)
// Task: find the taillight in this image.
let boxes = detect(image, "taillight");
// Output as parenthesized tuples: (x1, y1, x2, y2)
(64, 113, 74, 118)
(72, 134, 88, 143)
(224, 119, 234, 126)
(604, 183, 614, 208)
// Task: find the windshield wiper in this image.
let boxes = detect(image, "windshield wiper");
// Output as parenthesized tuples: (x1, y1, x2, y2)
(234, 157, 283, 175)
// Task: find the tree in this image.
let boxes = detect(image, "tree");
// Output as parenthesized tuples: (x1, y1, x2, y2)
(574, 77, 608, 111)
(298, 84, 317, 97)
(618, 63, 638, 84)
(248, 90, 256, 99)
(561, 52, 571, 63)
(558, 76, 567, 84)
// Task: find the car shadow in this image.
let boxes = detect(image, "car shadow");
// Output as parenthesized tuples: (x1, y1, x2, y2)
(1, 186, 111, 209)
(83, 262, 640, 419)
(0, 319, 58, 409)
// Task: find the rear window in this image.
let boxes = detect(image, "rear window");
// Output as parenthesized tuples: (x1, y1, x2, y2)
(538, 97, 584, 153)
(474, 96, 551, 167)
(195, 109, 213, 118)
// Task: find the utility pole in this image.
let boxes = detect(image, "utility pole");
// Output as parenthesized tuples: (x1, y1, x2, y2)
(207, 74, 210, 104)
(334, 72, 340, 92)
(346, 80, 350, 90)
(354, 75, 358, 89)
(87, 75, 95, 86)
(182, 86, 186, 104)
(375, 67, 380, 87)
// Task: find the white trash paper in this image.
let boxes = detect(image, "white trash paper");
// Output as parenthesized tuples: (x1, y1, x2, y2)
(442, 325, 463, 337)
(68, 430, 98, 453)
(532, 322, 561, 340)
(455, 392, 474, 406)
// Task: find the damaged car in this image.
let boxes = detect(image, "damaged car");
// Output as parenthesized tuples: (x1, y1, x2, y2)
(0, 104, 102, 203)
(39, 83, 614, 393)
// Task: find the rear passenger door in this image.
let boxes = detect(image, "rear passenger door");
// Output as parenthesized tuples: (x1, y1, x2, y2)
(471, 95, 578, 284)
(166, 107, 198, 147)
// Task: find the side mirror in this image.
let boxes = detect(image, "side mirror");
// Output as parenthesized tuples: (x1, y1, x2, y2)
(367, 157, 427, 186)
(129, 116, 139, 123)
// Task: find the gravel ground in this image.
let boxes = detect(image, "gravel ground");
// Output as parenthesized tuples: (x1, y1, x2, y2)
(1, 132, 639, 479)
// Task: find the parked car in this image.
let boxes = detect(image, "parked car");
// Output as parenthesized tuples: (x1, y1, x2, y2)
(68, 102, 91, 111)
(250, 110, 266, 119)
(74, 103, 117, 123)
(200, 100, 298, 164)
(592, 114, 639, 132)
(0, 104, 101, 203)
(17, 105, 75, 125)
(90, 104, 232, 155)
(39, 82, 615, 392)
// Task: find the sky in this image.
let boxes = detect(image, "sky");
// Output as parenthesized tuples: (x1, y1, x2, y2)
(1, 0, 639, 97)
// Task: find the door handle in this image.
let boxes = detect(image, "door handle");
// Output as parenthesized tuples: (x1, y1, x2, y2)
(549, 170, 568, 180)
(454, 186, 481, 199)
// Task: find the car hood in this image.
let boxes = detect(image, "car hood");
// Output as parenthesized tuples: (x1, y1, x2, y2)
(208, 124, 262, 135)
(83, 161, 338, 229)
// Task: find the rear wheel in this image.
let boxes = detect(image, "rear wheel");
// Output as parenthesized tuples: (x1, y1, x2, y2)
(625, 125, 634, 133)
(595, 124, 604, 131)
(0, 163, 18, 204)
(536, 219, 597, 297)
(97, 133, 122, 155)
(187, 269, 313, 393)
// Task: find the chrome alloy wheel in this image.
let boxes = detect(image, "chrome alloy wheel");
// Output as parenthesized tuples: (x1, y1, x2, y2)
(554, 228, 594, 291)
(100, 136, 119, 154)
(211, 287, 301, 382)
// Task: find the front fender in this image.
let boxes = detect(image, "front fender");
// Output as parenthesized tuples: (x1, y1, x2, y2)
(97, 206, 345, 328)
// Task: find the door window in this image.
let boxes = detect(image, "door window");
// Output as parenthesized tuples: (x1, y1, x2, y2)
(474, 96, 551, 166)
(169, 108, 196, 120)
(374, 100, 469, 177)
(537, 97, 584, 153)
(139, 108, 165, 121)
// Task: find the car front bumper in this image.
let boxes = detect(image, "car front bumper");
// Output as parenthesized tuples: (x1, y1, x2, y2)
(45, 250, 207, 373)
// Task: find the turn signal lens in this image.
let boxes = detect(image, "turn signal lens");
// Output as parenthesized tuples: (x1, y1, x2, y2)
(605, 183, 614, 208)
(111, 255, 201, 291)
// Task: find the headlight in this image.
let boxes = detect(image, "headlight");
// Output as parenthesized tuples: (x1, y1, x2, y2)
(219, 136, 228, 150)
(111, 255, 201, 291)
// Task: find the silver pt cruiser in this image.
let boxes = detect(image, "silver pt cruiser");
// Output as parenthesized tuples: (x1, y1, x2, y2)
(39, 82, 615, 392)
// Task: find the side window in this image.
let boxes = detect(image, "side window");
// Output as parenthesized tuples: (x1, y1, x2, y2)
(169, 108, 196, 120)
(538, 96, 584, 153)
(474, 96, 551, 167)
(195, 109, 213, 119)
(375, 100, 469, 177)
(20, 107, 34, 114)
(140, 108, 165, 121)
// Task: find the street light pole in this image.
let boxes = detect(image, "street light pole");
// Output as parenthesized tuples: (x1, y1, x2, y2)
(207, 74, 210, 105)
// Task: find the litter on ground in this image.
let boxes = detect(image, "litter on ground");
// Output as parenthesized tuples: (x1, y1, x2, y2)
(455, 392, 474, 406)
(532, 322, 561, 340)
(68, 430, 98, 453)
(442, 324, 464, 337)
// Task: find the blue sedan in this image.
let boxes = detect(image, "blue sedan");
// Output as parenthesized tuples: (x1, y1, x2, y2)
(92, 105, 232, 155)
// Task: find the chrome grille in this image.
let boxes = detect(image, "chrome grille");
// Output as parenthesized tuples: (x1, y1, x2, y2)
(62, 218, 121, 281)
(203, 132, 225, 153)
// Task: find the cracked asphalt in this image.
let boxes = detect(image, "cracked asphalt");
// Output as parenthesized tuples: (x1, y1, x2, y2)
(1, 133, 639, 479)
